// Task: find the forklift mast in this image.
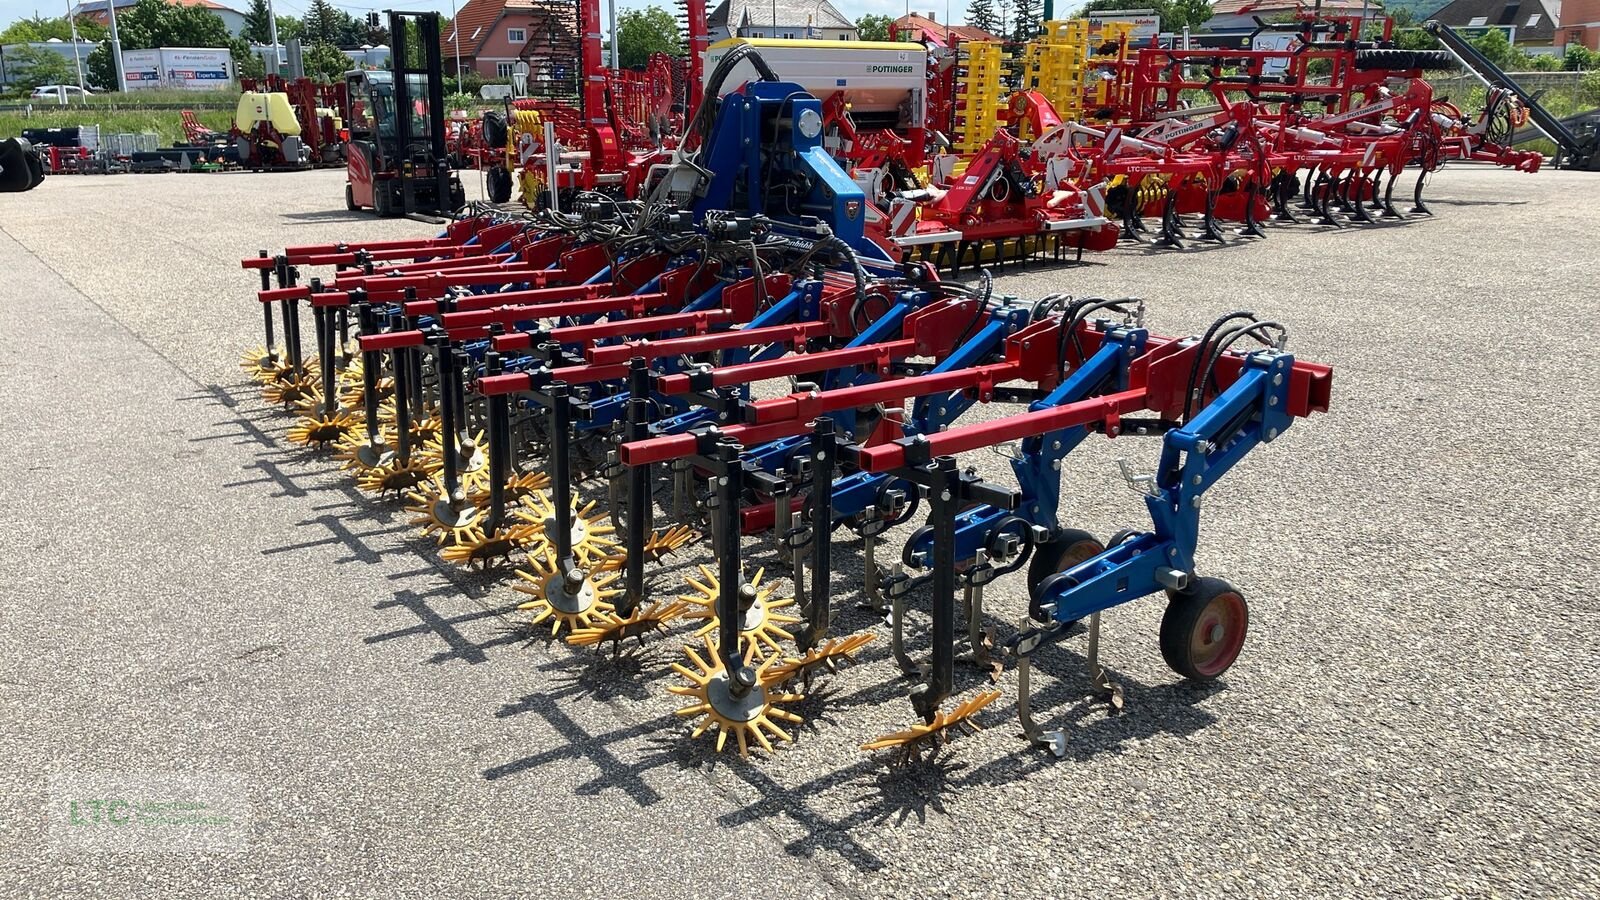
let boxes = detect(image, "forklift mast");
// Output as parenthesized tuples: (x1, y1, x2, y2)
(391, 10, 455, 213)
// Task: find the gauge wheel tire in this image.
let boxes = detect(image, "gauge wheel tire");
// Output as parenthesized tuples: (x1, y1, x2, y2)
(1160, 576, 1249, 681)
(1026, 527, 1104, 623)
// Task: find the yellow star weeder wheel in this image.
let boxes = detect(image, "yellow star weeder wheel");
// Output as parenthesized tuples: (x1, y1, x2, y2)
(286, 410, 363, 449)
(262, 374, 321, 411)
(670, 636, 805, 758)
(439, 521, 539, 569)
(589, 523, 702, 574)
(353, 457, 439, 498)
(240, 347, 285, 384)
(566, 599, 693, 655)
(405, 476, 485, 545)
(680, 565, 802, 658)
(513, 547, 622, 637)
(513, 492, 620, 567)
(763, 632, 877, 692)
(465, 471, 551, 511)
(332, 430, 392, 474)
(337, 361, 393, 412)
(861, 690, 1003, 768)
(416, 430, 491, 493)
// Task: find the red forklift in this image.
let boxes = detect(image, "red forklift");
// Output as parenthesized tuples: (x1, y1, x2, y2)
(344, 10, 466, 217)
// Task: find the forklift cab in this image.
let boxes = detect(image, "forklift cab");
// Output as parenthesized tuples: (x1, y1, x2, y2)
(342, 11, 465, 216)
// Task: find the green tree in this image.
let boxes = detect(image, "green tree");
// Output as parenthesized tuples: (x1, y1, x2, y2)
(1011, 0, 1039, 42)
(302, 0, 342, 44)
(1562, 45, 1594, 71)
(1470, 28, 1512, 69)
(277, 16, 304, 42)
(855, 14, 893, 42)
(304, 41, 350, 79)
(615, 6, 681, 68)
(967, 0, 1001, 35)
(242, 0, 272, 43)
(1393, 27, 1440, 51)
(9, 45, 75, 94)
(1, 13, 105, 44)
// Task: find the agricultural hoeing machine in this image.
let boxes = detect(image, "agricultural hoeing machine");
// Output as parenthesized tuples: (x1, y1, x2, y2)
(239, 51, 1334, 764)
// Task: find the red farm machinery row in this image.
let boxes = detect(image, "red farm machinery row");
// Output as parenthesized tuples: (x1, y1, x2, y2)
(866, 13, 1544, 265)
(234, 61, 1334, 764)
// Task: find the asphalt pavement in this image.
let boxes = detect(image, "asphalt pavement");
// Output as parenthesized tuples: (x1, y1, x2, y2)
(0, 165, 1595, 899)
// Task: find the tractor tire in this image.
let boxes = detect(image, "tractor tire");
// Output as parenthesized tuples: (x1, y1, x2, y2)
(345, 182, 358, 211)
(482, 111, 508, 149)
(486, 165, 512, 204)
(1353, 48, 1457, 72)
(1159, 577, 1249, 681)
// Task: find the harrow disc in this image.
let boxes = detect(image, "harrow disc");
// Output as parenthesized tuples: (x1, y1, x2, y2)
(513, 547, 621, 637)
(333, 432, 394, 473)
(862, 690, 1003, 767)
(670, 636, 804, 757)
(680, 565, 802, 658)
(590, 523, 702, 573)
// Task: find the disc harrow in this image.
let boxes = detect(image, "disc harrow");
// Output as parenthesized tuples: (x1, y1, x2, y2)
(233, 60, 1337, 768)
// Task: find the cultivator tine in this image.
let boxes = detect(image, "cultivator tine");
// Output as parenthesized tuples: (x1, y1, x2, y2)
(1381, 170, 1405, 219)
(796, 417, 837, 652)
(1271, 172, 1300, 224)
(1199, 189, 1227, 244)
(1411, 169, 1432, 216)
(1152, 189, 1184, 249)
(1239, 179, 1268, 238)
(1350, 172, 1377, 224)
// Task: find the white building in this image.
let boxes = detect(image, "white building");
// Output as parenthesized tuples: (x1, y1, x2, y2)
(706, 0, 858, 42)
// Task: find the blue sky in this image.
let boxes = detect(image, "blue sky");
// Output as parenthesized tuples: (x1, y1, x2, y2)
(0, 0, 1046, 36)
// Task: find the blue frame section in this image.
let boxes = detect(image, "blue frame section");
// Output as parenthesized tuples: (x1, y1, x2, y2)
(1036, 349, 1296, 627)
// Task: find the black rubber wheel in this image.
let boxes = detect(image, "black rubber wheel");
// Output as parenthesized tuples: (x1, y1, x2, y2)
(1159, 576, 1249, 681)
(372, 182, 392, 218)
(1027, 527, 1104, 621)
(486, 166, 512, 203)
(1353, 48, 1456, 72)
(482, 111, 508, 149)
(448, 179, 466, 212)
(344, 182, 357, 211)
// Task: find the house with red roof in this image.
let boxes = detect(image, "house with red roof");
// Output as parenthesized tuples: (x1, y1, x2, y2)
(891, 12, 1001, 46)
(442, 0, 583, 80)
